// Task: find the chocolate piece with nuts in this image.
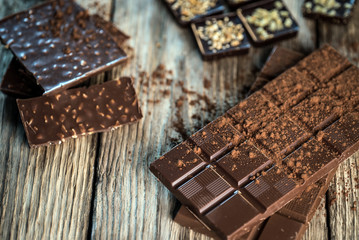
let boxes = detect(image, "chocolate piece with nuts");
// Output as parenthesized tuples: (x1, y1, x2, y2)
(17, 78, 142, 147)
(0, 0, 127, 95)
(162, 0, 225, 26)
(237, 0, 299, 46)
(303, 0, 357, 24)
(226, 0, 261, 9)
(191, 13, 251, 60)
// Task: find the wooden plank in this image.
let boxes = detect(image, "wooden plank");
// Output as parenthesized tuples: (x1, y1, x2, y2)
(90, 0, 319, 239)
(318, 6, 359, 240)
(0, 0, 112, 239)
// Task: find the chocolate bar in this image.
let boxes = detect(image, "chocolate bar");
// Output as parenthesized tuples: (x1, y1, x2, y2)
(174, 170, 336, 240)
(302, 0, 357, 24)
(237, 0, 299, 46)
(161, 0, 225, 26)
(150, 45, 359, 239)
(17, 78, 142, 147)
(174, 47, 337, 239)
(0, 0, 127, 95)
(191, 13, 251, 60)
(0, 12, 129, 99)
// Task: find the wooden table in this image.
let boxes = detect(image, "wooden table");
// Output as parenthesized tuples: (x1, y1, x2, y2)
(0, 0, 358, 239)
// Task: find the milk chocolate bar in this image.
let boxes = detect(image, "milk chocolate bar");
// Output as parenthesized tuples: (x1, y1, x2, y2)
(174, 47, 337, 239)
(150, 44, 359, 239)
(237, 0, 299, 46)
(17, 78, 142, 147)
(0, 12, 129, 99)
(0, 0, 127, 95)
(302, 0, 357, 24)
(161, 0, 225, 26)
(191, 13, 251, 60)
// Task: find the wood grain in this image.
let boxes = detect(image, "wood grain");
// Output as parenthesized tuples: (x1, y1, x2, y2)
(318, 6, 359, 240)
(0, 0, 358, 239)
(0, 0, 110, 239)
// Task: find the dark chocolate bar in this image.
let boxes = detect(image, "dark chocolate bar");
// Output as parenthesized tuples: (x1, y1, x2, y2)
(191, 13, 251, 60)
(17, 78, 142, 147)
(0, 13, 129, 99)
(175, 169, 336, 240)
(248, 46, 304, 96)
(0, 0, 127, 95)
(161, 0, 225, 26)
(150, 44, 359, 239)
(237, 0, 299, 46)
(174, 47, 337, 240)
(302, 0, 357, 24)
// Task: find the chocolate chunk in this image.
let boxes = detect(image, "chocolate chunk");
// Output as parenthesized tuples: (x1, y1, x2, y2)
(191, 13, 251, 60)
(0, 0, 127, 95)
(150, 45, 359, 239)
(302, 0, 357, 24)
(237, 0, 299, 46)
(161, 0, 225, 26)
(17, 78, 142, 147)
(0, 58, 42, 98)
(248, 46, 304, 96)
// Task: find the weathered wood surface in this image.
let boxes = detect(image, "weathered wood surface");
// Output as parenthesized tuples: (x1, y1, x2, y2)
(0, 0, 358, 239)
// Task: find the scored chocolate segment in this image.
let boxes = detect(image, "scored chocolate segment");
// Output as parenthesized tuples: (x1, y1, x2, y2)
(261, 67, 316, 110)
(328, 66, 359, 109)
(254, 115, 310, 159)
(216, 141, 272, 187)
(243, 167, 297, 209)
(283, 138, 338, 182)
(290, 88, 343, 132)
(204, 193, 261, 239)
(17, 78, 142, 147)
(150, 143, 207, 189)
(297, 44, 351, 83)
(227, 91, 281, 135)
(0, 0, 127, 95)
(177, 167, 235, 214)
(323, 112, 359, 156)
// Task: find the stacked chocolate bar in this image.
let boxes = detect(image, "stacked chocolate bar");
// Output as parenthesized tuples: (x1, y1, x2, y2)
(150, 44, 359, 239)
(173, 46, 336, 240)
(0, 0, 142, 147)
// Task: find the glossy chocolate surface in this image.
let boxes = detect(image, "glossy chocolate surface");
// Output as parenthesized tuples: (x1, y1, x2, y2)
(0, 0, 127, 95)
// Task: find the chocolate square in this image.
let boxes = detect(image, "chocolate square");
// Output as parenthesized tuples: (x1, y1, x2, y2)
(162, 0, 225, 26)
(237, 0, 299, 46)
(191, 13, 251, 60)
(177, 167, 234, 214)
(150, 142, 207, 189)
(216, 141, 272, 187)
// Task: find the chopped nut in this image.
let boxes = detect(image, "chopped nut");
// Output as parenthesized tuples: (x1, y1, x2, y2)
(197, 16, 245, 52)
(168, 0, 218, 22)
